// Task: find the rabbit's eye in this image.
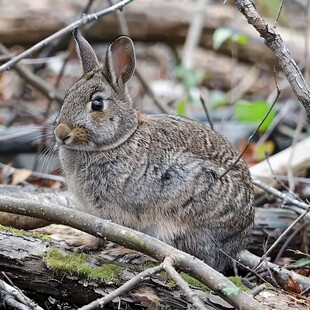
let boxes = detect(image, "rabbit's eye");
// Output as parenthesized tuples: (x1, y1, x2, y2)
(91, 98, 104, 111)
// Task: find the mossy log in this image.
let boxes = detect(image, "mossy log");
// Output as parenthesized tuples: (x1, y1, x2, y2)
(0, 227, 231, 309)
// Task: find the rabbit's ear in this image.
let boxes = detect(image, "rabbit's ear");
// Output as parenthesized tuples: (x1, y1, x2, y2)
(73, 28, 99, 74)
(105, 36, 135, 86)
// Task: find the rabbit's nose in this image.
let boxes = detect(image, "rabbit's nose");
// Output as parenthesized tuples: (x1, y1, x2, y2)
(54, 123, 71, 145)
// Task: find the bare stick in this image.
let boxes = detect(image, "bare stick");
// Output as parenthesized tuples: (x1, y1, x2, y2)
(181, 0, 208, 69)
(250, 206, 310, 272)
(274, 0, 285, 28)
(249, 284, 266, 297)
(163, 256, 209, 310)
(80, 264, 163, 310)
(239, 250, 310, 291)
(219, 76, 280, 179)
(0, 194, 264, 310)
(274, 222, 310, 264)
(252, 178, 310, 211)
(234, 0, 310, 118)
(0, 0, 134, 73)
(200, 95, 214, 131)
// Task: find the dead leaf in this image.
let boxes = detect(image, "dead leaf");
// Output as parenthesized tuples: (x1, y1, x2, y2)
(11, 169, 32, 185)
(284, 277, 302, 294)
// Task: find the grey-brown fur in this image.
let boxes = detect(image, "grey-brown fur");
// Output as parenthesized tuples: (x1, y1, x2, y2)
(55, 30, 254, 273)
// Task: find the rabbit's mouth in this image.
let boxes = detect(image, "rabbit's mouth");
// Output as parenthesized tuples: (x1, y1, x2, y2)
(54, 123, 91, 150)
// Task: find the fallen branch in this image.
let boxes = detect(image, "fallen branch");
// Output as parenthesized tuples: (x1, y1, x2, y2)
(239, 250, 310, 293)
(0, 278, 42, 310)
(0, 0, 134, 72)
(234, 0, 310, 118)
(0, 194, 264, 310)
(252, 178, 310, 211)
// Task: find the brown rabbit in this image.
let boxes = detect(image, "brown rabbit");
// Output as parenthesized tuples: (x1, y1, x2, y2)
(54, 29, 254, 273)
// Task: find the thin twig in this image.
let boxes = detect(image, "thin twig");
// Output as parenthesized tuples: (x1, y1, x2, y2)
(264, 150, 303, 202)
(252, 178, 310, 211)
(252, 207, 310, 272)
(255, 174, 310, 185)
(0, 0, 134, 73)
(200, 95, 214, 131)
(249, 284, 266, 297)
(274, 0, 285, 28)
(219, 73, 280, 179)
(163, 256, 209, 310)
(209, 235, 269, 284)
(234, 0, 310, 119)
(181, 0, 208, 69)
(274, 222, 310, 264)
(80, 264, 163, 310)
(261, 235, 280, 288)
(286, 260, 310, 270)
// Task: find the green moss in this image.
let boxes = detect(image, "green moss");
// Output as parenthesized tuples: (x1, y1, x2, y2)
(43, 248, 122, 283)
(227, 277, 250, 291)
(0, 224, 52, 242)
(43, 248, 91, 277)
(165, 279, 177, 289)
(177, 274, 248, 292)
(90, 264, 122, 282)
(180, 272, 210, 291)
(137, 261, 158, 270)
(152, 299, 160, 306)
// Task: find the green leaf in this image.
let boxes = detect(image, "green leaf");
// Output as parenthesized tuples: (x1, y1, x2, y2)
(254, 141, 275, 161)
(208, 90, 228, 109)
(292, 258, 310, 266)
(233, 33, 248, 45)
(176, 65, 205, 91)
(222, 287, 239, 296)
(177, 100, 186, 116)
(234, 100, 275, 132)
(213, 27, 233, 50)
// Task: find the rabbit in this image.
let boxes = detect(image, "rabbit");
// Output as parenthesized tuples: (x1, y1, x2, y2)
(54, 29, 254, 273)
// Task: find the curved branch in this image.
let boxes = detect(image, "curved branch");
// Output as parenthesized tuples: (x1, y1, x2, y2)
(0, 194, 264, 310)
(0, 0, 134, 73)
(234, 0, 310, 118)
